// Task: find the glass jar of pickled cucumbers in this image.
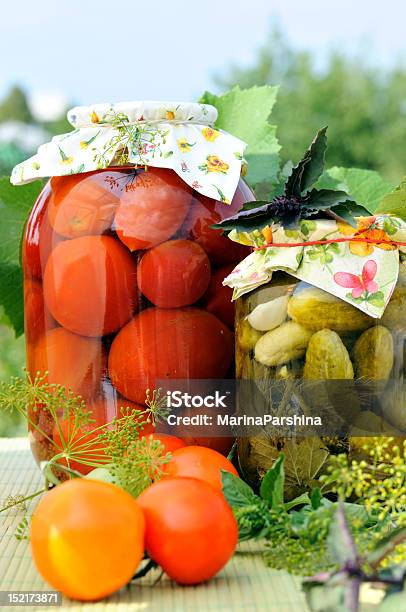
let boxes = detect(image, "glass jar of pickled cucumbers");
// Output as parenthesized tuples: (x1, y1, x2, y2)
(235, 266, 406, 496)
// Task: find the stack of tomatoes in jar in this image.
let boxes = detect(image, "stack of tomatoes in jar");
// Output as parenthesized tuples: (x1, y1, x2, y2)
(23, 166, 253, 463)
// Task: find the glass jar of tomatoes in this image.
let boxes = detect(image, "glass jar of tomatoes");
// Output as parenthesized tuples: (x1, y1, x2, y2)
(22, 164, 253, 468)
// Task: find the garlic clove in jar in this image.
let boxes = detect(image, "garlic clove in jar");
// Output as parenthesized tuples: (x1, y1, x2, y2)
(247, 295, 289, 331)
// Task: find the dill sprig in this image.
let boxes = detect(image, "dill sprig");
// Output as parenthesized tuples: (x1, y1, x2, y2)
(320, 438, 406, 566)
(2, 494, 27, 514)
(0, 373, 170, 487)
(97, 406, 171, 497)
(93, 109, 170, 169)
(15, 518, 29, 541)
(0, 375, 173, 543)
(0, 372, 93, 453)
(321, 438, 406, 521)
(144, 388, 171, 426)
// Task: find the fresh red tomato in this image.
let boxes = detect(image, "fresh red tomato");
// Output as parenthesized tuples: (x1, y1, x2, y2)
(203, 264, 235, 328)
(180, 180, 254, 265)
(182, 435, 235, 457)
(114, 168, 192, 251)
(163, 445, 238, 490)
(109, 308, 234, 404)
(137, 239, 211, 307)
(145, 433, 186, 454)
(138, 477, 238, 584)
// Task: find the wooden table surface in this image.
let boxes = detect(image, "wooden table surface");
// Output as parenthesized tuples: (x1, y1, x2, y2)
(0, 438, 311, 612)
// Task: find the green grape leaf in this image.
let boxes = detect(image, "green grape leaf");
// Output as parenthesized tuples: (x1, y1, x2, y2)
(0, 262, 24, 336)
(285, 127, 328, 197)
(200, 85, 281, 187)
(375, 177, 406, 220)
(0, 178, 44, 265)
(0, 177, 44, 336)
(317, 166, 393, 214)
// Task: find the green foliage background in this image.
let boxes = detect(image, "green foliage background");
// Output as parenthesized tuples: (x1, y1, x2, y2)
(215, 28, 406, 183)
(0, 326, 25, 436)
(1, 26, 406, 436)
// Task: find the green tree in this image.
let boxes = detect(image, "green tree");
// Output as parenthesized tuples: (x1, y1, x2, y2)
(0, 85, 33, 124)
(216, 28, 406, 182)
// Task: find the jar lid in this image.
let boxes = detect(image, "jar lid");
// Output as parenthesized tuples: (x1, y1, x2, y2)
(67, 100, 218, 128)
(11, 100, 247, 204)
(224, 215, 406, 318)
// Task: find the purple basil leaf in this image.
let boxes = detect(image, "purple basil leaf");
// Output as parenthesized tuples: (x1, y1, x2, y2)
(285, 127, 328, 197)
(327, 504, 359, 566)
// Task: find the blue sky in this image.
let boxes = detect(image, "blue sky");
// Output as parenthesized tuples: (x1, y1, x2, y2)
(1, 0, 405, 113)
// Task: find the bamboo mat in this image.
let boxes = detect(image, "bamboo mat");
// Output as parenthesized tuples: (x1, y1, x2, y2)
(0, 438, 310, 611)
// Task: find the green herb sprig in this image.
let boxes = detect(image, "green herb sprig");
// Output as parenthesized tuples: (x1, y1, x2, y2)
(214, 127, 371, 233)
(222, 444, 406, 579)
(0, 373, 171, 516)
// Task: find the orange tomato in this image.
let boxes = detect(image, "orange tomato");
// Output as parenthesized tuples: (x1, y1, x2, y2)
(114, 168, 192, 251)
(30, 327, 106, 399)
(30, 479, 145, 601)
(48, 169, 123, 238)
(166, 401, 236, 456)
(180, 180, 254, 265)
(109, 308, 234, 404)
(181, 434, 235, 457)
(163, 445, 238, 490)
(146, 433, 186, 454)
(203, 264, 235, 328)
(43, 235, 138, 336)
(23, 183, 64, 280)
(138, 477, 238, 584)
(137, 239, 211, 308)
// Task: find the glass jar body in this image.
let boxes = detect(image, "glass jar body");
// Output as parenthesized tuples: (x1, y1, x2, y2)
(23, 166, 254, 468)
(235, 270, 406, 495)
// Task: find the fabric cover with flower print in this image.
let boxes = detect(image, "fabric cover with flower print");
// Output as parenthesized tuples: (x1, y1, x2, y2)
(224, 215, 406, 318)
(11, 101, 247, 205)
